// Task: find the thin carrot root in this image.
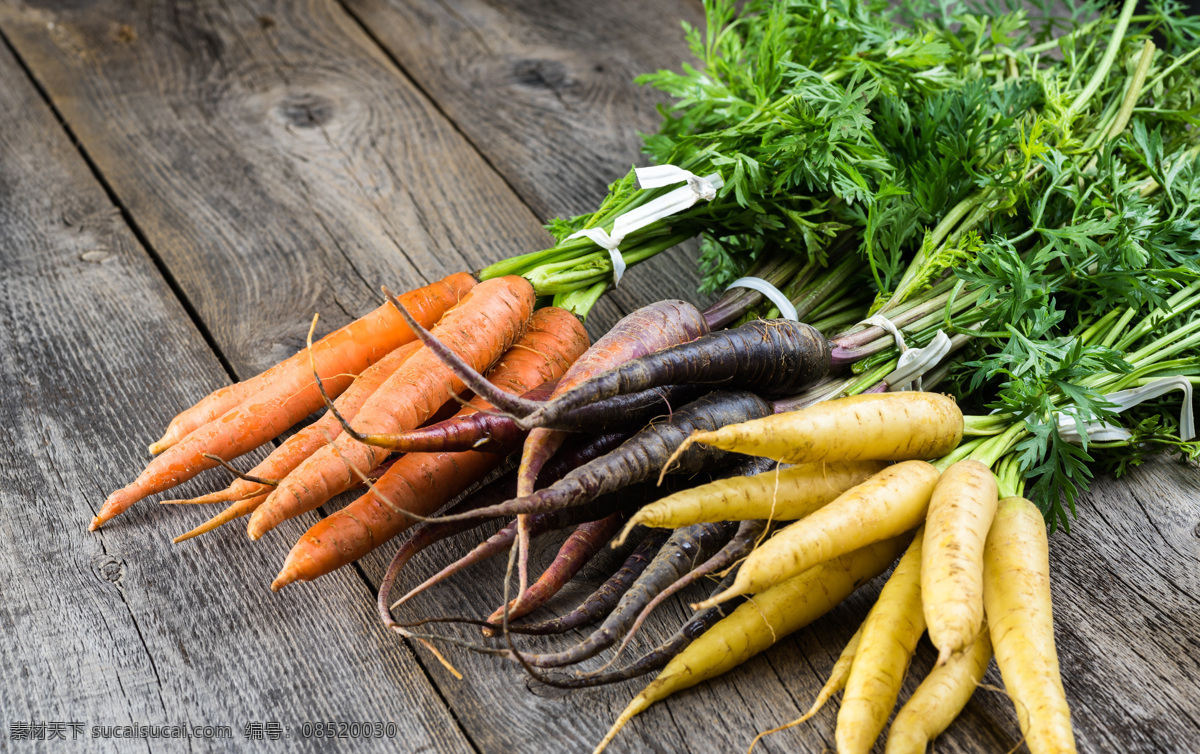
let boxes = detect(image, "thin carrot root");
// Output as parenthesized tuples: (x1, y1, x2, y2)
(602, 518, 767, 671)
(484, 512, 627, 635)
(172, 494, 268, 543)
(594, 537, 907, 753)
(748, 625, 863, 753)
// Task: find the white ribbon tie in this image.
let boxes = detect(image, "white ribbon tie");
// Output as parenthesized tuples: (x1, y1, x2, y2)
(724, 277, 799, 321)
(567, 165, 723, 287)
(860, 315, 952, 391)
(1057, 376, 1195, 443)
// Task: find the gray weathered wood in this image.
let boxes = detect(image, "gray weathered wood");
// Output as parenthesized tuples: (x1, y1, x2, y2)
(339, 0, 711, 327)
(0, 36, 471, 754)
(0, 0, 624, 379)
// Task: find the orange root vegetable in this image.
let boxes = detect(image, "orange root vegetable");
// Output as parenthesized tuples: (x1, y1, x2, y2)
(93, 277, 477, 531)
(884, 624, 993, 754)
(594, 536, 907, 754)
(148, 272, 475, 454)
(922, 459, 998, 664)
(187, 340, 424, 507)
(247, 276, 538, 541)
(984, 497, 1077, 754)
(836, 527, 927, 754)
(671, 392, 964, 466)
(698, 461, 939, 607)
(271, 305, 587, 587)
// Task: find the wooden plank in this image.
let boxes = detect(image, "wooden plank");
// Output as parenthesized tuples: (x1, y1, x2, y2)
(0, 0, 627, 382)
(0, 38, 471, 753)
(338, 0, 711, 320)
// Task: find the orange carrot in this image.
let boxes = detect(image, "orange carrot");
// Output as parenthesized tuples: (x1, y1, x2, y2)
(172, 457, 401, 544)
(149, 272, 475, 454)
(271, 305, 589, 588)
(164, 340, 423, 507)
(246, 276, 537, 539)
(92, 274, 475, 531)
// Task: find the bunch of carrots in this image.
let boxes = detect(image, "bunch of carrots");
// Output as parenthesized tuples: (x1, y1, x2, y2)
(96, 0, 1200, 750)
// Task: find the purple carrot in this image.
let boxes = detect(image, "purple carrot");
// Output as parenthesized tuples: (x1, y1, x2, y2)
(483, 511, 629, 634)
(604, 518, 769, 668)
(379, 430, 630, 618)
(394, 391, 772, 527)
(511, 521, 735, 669)
(386, 291, 709, 597)
(522, 320, 831, 428)
(388, 477, 697, 619)
(358, 383, 705, 454)
(513, 571, 747, 688)
(507, 530, 669, 635)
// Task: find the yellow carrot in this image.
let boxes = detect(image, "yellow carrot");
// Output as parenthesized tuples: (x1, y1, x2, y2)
(922, 459, 999, 664)
(984, 497, 1077, 754)
(594, 536, 907, 754)
(697, 461, 939, 608)
(669, 392, 963, 466)
(616, 461, 886, 543)
(836, 527, 927, 754)
(884, 624, 993, 754)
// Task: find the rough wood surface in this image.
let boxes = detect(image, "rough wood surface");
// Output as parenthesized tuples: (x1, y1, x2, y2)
(341, 0, 709, 322)
(0, 34, 471, 754)
(1, 0, 1199, 752)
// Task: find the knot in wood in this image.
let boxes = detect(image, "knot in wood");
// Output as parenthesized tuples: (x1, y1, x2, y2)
(279, 93, 334, 128)
(510, 59, 568, 90)
(94, 555, 126, 585)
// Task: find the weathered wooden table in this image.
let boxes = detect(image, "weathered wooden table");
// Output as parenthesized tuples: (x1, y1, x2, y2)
(2, 1, 1198, 751)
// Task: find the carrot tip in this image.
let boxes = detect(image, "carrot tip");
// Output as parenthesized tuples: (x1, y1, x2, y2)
(88, 518, 101, 532)
(937, 646, 953, 666)
(270, 571, 296, 591)
(691, 585, 738, 611)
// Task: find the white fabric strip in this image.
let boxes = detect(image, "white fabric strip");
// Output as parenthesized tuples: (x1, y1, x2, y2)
(567, 166, 723, 287)
(859, 315, 952, 392)
(724, 277, 799, 321)
(567, 227, 626, 286)
(1057, 375, 1195, 443)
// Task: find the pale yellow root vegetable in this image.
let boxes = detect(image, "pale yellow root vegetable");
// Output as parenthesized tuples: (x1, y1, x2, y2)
(696, 461, 939, 608)
(747, 625, 862, 753)
(984, 497, 1077, 754)
(836, 527, 928, 754)
(883, 623, 993, 753)
(615, 461, 886, 544)
(667, 392, 963, 467)
(593, 536, 908, 754)
(922, 459, 999, 664)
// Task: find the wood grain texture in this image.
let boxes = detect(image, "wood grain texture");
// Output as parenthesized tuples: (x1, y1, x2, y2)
(339, 0, 712, 329)
(0, 36, 470, 754)
(0, 0, 627, 377)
